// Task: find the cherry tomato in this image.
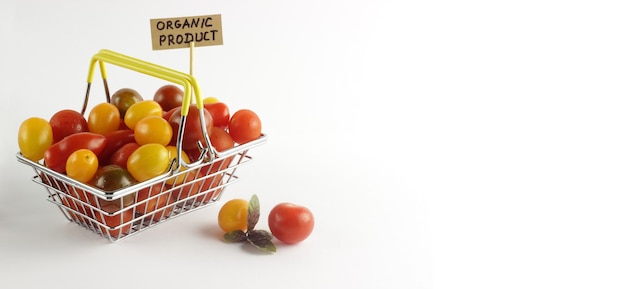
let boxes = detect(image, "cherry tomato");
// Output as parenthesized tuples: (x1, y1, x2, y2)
(135, 184, 166, 217)
(202, 96, 219, 104)
(169, 175, 200, 201)
(18, 117, 53, 162)
(134, 115, 173, 146)
(124, 100, 163, 130)
(95, 204, 134, 238)
(268, 203, 314, 244)
(151, 196, 174, 221)
(126, 143, 170, 182)
(89, 164, 137, 237)
(44, 132, 107, 173)
(209, 126, 235, 152)
(49, 109, 88, 143)
(90, 164, 137, 192)
(153, 84, 184, 112)
(162, 107, 178, 122)
(208, 126, 235, 173)
(218, 198, 248, 232)
(98, 129, 135, 165)
(195, 172, 224, 204)
(61, 196, 86, 223)
(109, 142, 140, 169)
(203, 102, 230, 129)
(88, 102, 121, 135)
(228, 109, 262, 144)
(111, 88, 143, 118)
(168, 106, 213, 151)
(65, 149, 99, 183)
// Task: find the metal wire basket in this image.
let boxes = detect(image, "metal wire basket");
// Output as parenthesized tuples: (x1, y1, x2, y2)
(15, 49, 267, 242)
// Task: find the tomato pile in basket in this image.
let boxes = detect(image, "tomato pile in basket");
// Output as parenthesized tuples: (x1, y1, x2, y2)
(17, 84, 263, 236)
(19, 84, 262, 173)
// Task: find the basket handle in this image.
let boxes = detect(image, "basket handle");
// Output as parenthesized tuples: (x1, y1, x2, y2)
(82, 49, 216, 167)
(86, 49, 204, 116)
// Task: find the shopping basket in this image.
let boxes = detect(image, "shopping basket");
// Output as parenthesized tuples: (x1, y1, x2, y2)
(15, 49, 267, 242)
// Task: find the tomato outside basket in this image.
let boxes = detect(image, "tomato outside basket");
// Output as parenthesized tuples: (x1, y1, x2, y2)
(15, 49, 267, 242)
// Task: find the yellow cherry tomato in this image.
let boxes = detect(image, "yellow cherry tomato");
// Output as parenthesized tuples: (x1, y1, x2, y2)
(65, 149, 99, 183)
(218, 198, 248, 232)
(126, 143, 170, 182)
(88, 102, 121, 135)
(18, 117, 53, 162)
(202, 96, 219, 104)
(134, 115, 173, 146)
(124, 100, 162, 130)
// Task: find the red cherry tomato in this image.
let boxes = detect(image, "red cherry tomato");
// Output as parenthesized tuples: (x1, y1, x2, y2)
(109, 142, 140, 169)
(268, 203, 314, 244)
(49, 109, 88, 143)
(95, 204, 134, 238)
(168, 106, 213, 151)
(203, 102, 230, 129)
(43, 132, 108, 173)
(208, 126, 235, 173)
(98, 129, 135, 165)
(228, 109, 262, 144)
(209, 126, 234, 152)
(153, 84, 184, 112)
(162, 107, 178, 122)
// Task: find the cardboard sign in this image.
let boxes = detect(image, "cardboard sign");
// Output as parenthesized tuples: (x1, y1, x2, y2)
(150, 14, 223, 50)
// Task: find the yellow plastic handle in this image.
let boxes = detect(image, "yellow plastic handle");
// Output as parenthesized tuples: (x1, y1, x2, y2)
(87, 49, 204, 116)
(85, 49, 216, 166)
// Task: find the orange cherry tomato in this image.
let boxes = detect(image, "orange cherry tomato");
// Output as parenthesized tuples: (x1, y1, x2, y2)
(218, 198, 248, 232)
(65, 149, 99, 183)
(134, 115, 173, 146)
(88, 102, 121, 135)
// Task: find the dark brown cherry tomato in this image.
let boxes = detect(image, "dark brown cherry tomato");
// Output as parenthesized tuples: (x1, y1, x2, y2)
(89, 164, 137, 238)
(111, 88, 143, 118)
(153, 84, 184, 112)
(90, 164, 137, 192)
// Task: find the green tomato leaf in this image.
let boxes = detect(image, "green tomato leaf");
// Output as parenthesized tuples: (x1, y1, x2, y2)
(247, 230, 277, 253)
(223, 230, 247, 243)
(247, 194, 260, 232)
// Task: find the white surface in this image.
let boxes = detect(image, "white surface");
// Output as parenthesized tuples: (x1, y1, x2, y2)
(2, 1, 626, 289)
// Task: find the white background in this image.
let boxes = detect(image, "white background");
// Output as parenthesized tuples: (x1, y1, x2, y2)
(1, 1, 625, 288)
